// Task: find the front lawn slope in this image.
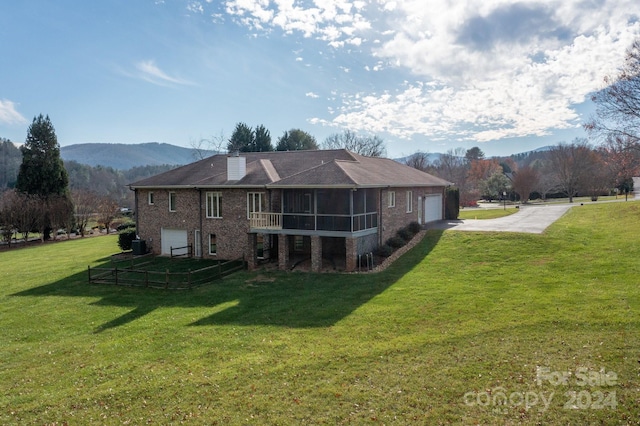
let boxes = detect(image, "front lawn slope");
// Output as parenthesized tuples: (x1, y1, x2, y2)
(0, 202, 638, 424)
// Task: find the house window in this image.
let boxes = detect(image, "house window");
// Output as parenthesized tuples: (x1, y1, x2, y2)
(247, 192, 266, 219)
(406, 191, 413, 213)
(206, 192, 222, 218)
(209, 234, 217, 255)
(388, 191, 396, 208)
(169, 192, 176, 212)
(294, 235, 304, 252)
(148, 192, 154, 205)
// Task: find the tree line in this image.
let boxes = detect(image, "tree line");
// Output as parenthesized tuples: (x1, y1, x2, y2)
(405, 139, 639, 206)
(193, 124, 387, 158)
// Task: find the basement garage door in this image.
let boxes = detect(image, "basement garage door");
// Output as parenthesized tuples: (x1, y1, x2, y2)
(161, 228, 188, 256)
(424, 194, 443, 223)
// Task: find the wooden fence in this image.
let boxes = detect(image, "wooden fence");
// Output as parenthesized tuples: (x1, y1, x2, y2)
(170, 244, 193, 259)
(88, 257, 245, 290)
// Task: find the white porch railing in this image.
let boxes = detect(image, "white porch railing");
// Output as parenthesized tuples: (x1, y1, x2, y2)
(250, 212, 282, 230)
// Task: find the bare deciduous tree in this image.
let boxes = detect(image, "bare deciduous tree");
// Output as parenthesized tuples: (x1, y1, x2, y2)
(322, 130, 387, 157)
(72, 189, 99, 237)
(599, 135, 640, 200)
(433, 148, 475, 204)
(404, 151, 431, 171)
(548, 140, 594, 203)
(586, 39, 640, 143)
(581, 149, 613, 200)
(531, 159, 561, 201)
(511, 165, 540, 203)
(190, 130, 226, 160)
(96, 196, 120, 233)
(48, 195, 74, 240)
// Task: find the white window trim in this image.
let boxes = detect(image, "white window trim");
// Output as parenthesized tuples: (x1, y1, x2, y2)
(388, 191, 396, 208)
(406, 190, 413, 213)
(209, 234, 217, 256)
(169, 192, 176, 212)
(206, 191, 222, 218)
(247, 192, 265, 219)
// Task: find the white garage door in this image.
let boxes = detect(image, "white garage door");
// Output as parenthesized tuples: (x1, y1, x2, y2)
(424, 194, 443, 223)
(161, 228, 188, 256)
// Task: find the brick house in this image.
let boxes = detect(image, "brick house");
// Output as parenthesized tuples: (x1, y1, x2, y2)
(129, 149, 452, 272)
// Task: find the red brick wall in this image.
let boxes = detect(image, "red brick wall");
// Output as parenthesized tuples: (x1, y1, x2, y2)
(137, 188, 254, 260)
(379, 186, 444, 244)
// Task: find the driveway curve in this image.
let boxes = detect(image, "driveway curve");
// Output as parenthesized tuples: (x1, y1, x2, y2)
(431, 204, 573, 234)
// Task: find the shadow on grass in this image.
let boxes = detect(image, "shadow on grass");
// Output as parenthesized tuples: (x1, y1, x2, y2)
(13, 230, 444, 332)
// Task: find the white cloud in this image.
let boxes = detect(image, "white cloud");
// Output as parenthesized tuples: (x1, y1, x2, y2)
(0, 99, 27, 125)
(220, 0, 640, 143)
(187, 1, 204, 14)
(306, 92, 320, 98)
(135, 60, 195, 87)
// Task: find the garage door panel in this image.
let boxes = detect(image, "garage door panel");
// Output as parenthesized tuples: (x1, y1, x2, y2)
(424, 194, 442, 223)
(161, 228, 188, 256)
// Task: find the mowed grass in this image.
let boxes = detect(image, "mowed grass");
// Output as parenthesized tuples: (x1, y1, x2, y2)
(1, 203, 639, 424)
(459, 207, 518, 220)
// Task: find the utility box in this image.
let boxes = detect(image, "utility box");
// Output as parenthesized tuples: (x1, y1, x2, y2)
(132, 239, 146, 255)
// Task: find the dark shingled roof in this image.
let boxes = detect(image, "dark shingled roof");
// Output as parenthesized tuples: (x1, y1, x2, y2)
(129, 149, 452, 189)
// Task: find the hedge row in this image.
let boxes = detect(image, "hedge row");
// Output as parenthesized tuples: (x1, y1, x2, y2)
(375, 221, 422, 258)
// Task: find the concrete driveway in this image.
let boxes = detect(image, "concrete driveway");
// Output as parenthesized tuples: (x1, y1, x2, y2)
(431, 204, 573, 234)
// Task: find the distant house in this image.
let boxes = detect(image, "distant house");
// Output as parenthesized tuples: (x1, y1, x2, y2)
(129, 149, 452, 272)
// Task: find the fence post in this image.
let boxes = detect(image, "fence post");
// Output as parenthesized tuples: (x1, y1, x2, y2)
(115, 267, 118, 286)
(188, 269, 192, 289)
(145, 270, 149, 288)
(165, 269, 169, 289)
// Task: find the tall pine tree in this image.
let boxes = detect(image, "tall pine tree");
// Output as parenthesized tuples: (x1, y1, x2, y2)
(16, 114, 71, 240)
(16, 114, 69, 197)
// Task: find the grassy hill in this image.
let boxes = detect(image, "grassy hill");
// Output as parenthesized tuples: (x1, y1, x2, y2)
(0, 202, 638, 423)
(60, 142, 215, 169)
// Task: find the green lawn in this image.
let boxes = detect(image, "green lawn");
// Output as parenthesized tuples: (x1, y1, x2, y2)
(459, 207, 518, 220)
(1, 202, 638, 424)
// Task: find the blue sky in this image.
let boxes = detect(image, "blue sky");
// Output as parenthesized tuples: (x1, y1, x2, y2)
(1, 1, 638, 158)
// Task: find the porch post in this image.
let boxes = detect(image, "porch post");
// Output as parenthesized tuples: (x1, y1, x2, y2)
(345, 237, 357, 272)
(247, 233, 258, 270)
(278, 234, 290, 270)
(311, 235, 322, 272)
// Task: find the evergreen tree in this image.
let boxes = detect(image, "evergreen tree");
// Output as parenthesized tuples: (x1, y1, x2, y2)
(16, 114, 69, 197)
(254, 124, 273, 152)
(226, 122, 255, 153)
(276, 129, 318, 151)
(16, 114, 70, 240)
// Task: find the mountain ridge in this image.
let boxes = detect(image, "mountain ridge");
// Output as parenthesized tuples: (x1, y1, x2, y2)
(59, 142, 551, 170)
(60, 142, 215, 170)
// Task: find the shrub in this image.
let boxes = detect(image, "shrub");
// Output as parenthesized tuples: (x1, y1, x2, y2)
(397, 227, 412, 242)
(408, 221, 422, 235)
(375, 244, 394, 258)
(386, 236, 406, 249)
(118, 229, 137, 251)
(116, 221, 136, 231)
(445, 187, 460, 219)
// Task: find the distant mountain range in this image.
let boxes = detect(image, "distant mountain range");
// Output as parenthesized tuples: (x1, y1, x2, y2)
(59, 142, 554, 170)
(60, 142, 215, 170)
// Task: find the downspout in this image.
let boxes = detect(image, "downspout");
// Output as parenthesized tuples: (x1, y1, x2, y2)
(198, 188, 203, 257)
(379, 187, 387, 247)
(130, 186, 139, 233)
